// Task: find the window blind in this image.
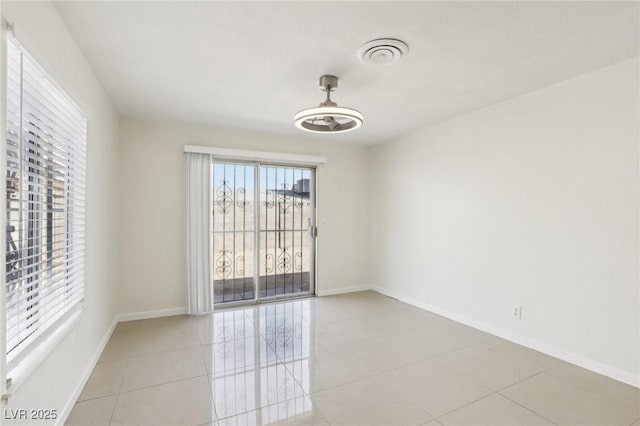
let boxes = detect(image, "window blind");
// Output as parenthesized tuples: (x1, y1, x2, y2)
(5, 37, 87, 368)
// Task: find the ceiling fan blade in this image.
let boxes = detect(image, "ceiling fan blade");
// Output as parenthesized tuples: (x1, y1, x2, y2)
(323, 116, 339, 130)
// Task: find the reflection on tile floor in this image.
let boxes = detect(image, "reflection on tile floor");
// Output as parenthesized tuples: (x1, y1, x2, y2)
(67, 291, 640, 426)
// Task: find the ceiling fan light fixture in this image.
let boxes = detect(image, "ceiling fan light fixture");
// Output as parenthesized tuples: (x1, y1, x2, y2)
(294, 75, 363, 134)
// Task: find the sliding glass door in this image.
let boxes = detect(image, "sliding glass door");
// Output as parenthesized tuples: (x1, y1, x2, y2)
(259, 166, 314, 300)
(212, 161, 315, 305)
(212, 162, 256, 303)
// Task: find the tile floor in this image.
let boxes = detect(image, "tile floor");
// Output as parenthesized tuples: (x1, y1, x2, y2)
(66, 291, 640, 426)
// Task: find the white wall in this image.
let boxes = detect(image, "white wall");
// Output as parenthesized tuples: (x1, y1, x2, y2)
(118, 119, 371, 315)
(371, 58, 640, 386)
(2, 1, 120, 424)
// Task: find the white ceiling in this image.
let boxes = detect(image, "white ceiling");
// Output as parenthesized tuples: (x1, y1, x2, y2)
(54, 1, 639, 145)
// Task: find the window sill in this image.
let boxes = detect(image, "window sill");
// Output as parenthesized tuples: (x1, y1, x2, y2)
(3, 306, 84, 399)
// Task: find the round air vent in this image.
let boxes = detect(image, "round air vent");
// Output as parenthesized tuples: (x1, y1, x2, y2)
(358, 38, 409, 65)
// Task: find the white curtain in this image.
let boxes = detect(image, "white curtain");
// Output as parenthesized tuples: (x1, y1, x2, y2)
(185, 153, 213, 315)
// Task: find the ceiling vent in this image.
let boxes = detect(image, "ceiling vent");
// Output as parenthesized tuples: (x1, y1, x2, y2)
(358, 38, 409, 65)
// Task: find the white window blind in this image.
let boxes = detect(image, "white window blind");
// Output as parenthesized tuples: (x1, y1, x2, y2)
(5, 37, 87, 369)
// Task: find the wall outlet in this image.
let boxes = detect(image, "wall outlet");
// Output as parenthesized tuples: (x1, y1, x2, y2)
(512, 306, 522, 319)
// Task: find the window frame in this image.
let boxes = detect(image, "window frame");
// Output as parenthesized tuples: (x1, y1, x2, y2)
(2, 32, 87, 396)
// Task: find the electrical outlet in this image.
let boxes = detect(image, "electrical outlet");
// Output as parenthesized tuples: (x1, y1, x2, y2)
(512, 306, 522, 320)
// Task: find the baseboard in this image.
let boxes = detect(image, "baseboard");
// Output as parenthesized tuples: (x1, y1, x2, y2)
(371, 286, 640, 388)
(118, 307, 187, 322)
(316, 284, 371, 297)
(56, 317, 118, 426)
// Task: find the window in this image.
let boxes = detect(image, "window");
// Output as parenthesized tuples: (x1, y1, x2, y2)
(4, 37, 87, 371)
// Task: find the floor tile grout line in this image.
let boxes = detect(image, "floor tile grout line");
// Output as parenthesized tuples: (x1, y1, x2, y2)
(305, 359, 418, 395)
(425, 338, 501, 366)
(298, 353, 490, 426)
(130, 342, 203, 360)
(432, 390, 555, 425)
(106, 356, 131, 426)
(436, 338, 638, 414)
(301, 306, 397, 327)
(208, 326, 317, 422)
(260, 332, 312, 399)
(492, 371, 545, 394)
(113, 372, 213, 397)
(75, 358, 132, 404)
(498, 390, 560, 425)
(198, 335, 219, 423)
(433, 390, 500, 421)
(424, 340, 552, 394)
(262, 303, 472, 345)
(304, 349, 464, 397)
(75, 392, 119, 404)
(413, 402, 438, 423)
(275, 327, 496, 397)
(107, 393, 120, 426)
(116, 356, 133, 394)
(492, 371, 607, 426)
(541, 368, 640, 411)
(255, 329, 334, 424)
(210, 378, 333, 425)
(111, 343, 205, 365)
(315, 316, 465, 343)
(213, 386, 315, 422)
(432, 371, 548, 421)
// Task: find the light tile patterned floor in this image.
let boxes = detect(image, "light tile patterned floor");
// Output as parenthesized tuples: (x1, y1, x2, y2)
(66, 291, 640, 426)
